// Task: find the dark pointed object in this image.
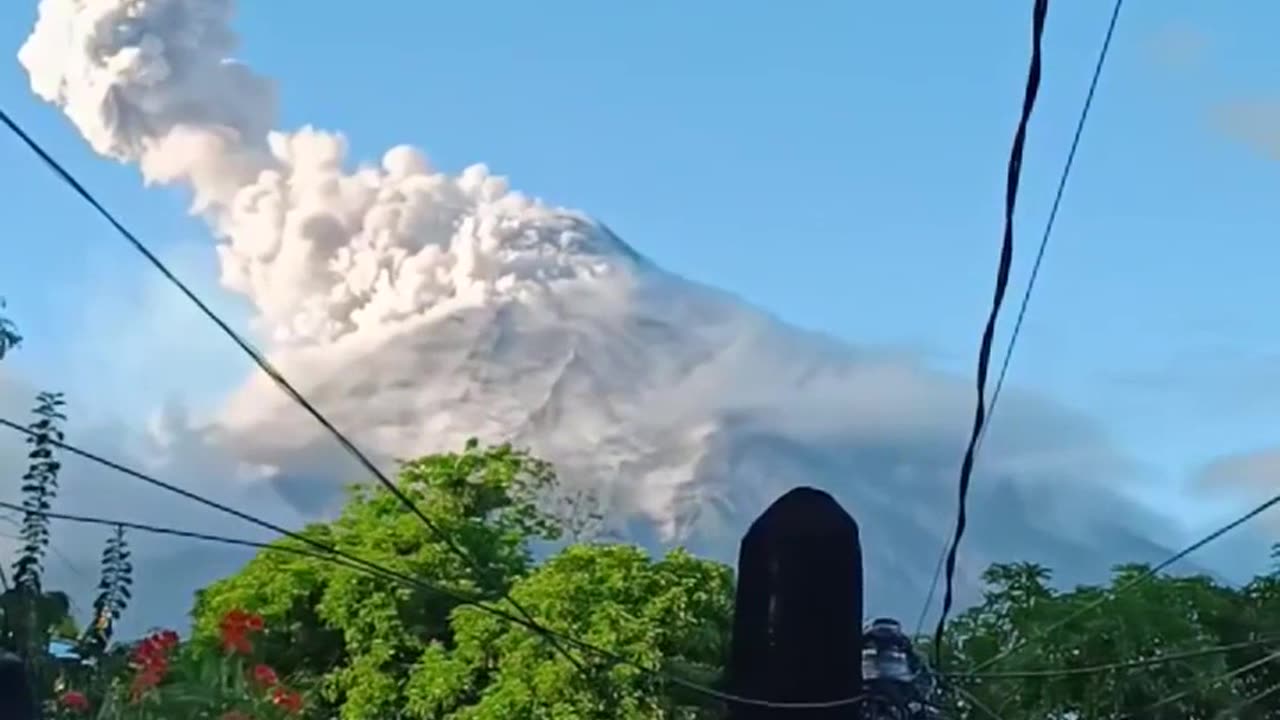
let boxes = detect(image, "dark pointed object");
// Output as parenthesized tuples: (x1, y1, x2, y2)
(727, 486, 864, 718)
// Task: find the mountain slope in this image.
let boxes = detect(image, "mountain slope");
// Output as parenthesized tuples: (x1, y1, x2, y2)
(210, 234, 1197, 619)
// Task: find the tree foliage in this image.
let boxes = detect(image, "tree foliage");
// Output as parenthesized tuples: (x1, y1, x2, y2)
(191, 441, 732, 719)
(935, 561, 1280, 719)
(405, 544, 733, 719)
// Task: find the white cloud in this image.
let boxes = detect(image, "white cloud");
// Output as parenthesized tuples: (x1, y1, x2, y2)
(1212, 100, 1280, 160)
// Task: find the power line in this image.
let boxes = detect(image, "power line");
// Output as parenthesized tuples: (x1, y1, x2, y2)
(1, 500, 873, 710)
(0, 422, 874, 711)
(950, 684, 1006, 720)
(969, 487, 1280, 675)
(919, 0, 1125, 645)
(945, 637, 1280, 680)
(0, 498, 629, 684)
(981, 0, 1125, 452)
(0, 104, 887, 714)
(0, 499, 504, 608)
(913, 519, 952, 640)
(1, 500, 92, 582)
(1214, 678, 1280, 720)
(0, 416, 415, 590)
(1122, 646, 1280, 719)
(932, 0, 1050, 669)
(0, 530, 89, 583)
(959, 643, 1280, 719)
(0, 101, 864, 708)
(0, 105, 580, 671)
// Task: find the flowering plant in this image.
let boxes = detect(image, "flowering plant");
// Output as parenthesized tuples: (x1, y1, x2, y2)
(50, 609, 309, 719)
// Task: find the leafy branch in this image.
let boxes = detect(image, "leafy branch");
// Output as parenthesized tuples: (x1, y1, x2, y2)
(81, 525, 133, 657)
(12, 392, 68, 595)
(0, 298, 20, 361)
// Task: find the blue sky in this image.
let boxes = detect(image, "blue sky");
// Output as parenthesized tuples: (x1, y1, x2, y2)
(1, 1, 1278, 539)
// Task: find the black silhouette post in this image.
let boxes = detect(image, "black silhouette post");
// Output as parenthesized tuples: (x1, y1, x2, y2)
(727, 486, 864, 718)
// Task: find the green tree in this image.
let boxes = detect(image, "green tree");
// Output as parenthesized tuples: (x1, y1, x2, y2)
(405, 544, 733, 719)
(191, 442, 735, 719)
(935, 561, 1279, 719)
(191, 441, 565, 719)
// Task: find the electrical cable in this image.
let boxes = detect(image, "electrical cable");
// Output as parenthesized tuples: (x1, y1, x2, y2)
(969, 487, 1280, 675)
(932, 0, 1049, 669)
(0, 105, 582, 672)
(919, 0, 1125, 648)
(913, 520, 951, 640)
(950, 684, 1006, 720)
(1121, 647, 1280, 719)
(1, 500, 872, 710)
(1212, 678, 1280, 720)
(1, 506, 89, 582)
(944, 637, 1280, 680)
(0, 110, 886, 710)
(0, 421, 872, 710)
(981, 0, 1125, 459)
(0, 416, 434, 596)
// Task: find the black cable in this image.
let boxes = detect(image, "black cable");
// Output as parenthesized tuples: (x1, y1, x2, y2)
(0, 500, 407, 587)
(914, 520, 952, 641)
(931, 0, 1050, 670)
(951, 684, 1006, 720)
(0, 416, 416, 593)
(918, 0, 1123, 644)
(0, 106, 584, 671)
(946, 637, 1279, 680)
(970, 487, 1280, 675)
(0, 104, 882, 712)
(1121, 647, 1280, 719)
(1215, 679, 1280, 720)
(917, 0, 1125, 646)
(981, 0, 1125, 450)
(2, 499, 873, 709)
(0, 421, 870, 711)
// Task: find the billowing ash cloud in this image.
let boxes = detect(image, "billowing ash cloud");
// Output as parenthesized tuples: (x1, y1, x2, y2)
(12, 0, 1214, 635)
(21, 0, 625, 348)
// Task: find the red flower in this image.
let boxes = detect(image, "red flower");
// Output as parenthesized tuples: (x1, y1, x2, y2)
(130, 669, 163, 703)
(251, 663, 279, 688)
(158, 629, 180, 649)
(271, 687, 304, 714)
(220, 627, 252, 655)
(219, 609, 264, 656)
(128, 630, 178, 702)
(59, 690, 90, 713)
(132, 630, 178, 661)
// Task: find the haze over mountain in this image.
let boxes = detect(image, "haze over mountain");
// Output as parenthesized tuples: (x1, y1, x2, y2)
(2, 0, 1214, 635)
